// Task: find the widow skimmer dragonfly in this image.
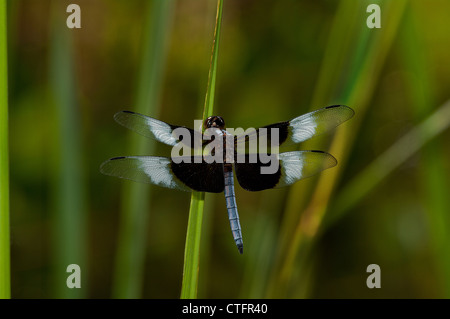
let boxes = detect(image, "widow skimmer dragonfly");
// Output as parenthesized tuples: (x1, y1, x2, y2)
(100, 105, 354, 254)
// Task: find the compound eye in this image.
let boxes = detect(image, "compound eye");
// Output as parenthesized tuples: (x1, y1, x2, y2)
(204, 116, 214, 129)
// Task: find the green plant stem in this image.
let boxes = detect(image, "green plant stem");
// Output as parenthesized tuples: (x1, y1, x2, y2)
(0, 0, 10, 300)
(181, 0, 223, 299)
(181, 192, 205, 298)
(202, 0, 223, 119)
(112, 0, 174, 298)
(49, 2, 87, 298)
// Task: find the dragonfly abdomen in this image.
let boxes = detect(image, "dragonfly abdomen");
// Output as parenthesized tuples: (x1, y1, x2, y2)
(223, 164, 243, 254)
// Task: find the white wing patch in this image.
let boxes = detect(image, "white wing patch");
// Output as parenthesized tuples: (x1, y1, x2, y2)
(279, 152, 304, 185)
(276, 151, 337, 188)
(138, 157, 180, 189)
(114, 111, 179, 146)
(289, 115, 318, 143)
(288, 105, 354, 144)
(146, 118, 179, 146)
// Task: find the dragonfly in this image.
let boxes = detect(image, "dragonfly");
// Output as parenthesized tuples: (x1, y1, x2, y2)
(100, 105, 354, 254)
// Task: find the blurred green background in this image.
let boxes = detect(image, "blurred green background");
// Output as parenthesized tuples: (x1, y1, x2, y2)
(6, 0, 450, 298)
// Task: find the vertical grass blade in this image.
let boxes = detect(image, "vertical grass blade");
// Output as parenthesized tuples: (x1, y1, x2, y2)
(49, 3, 87, 298)
(180, 0, 223, 299)
(181, 191, 205, 298)
(399, 3, 450, 297)
(202, 0, 223, 120)
(275, 0, 361, 265)
(0, 0, 10, 299)
(268, 0, 407, 297)
(112, 0, 174, 298)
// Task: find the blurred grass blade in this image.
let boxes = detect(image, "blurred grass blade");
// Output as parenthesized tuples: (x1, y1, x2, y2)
(239, 193, 279, 298)
(112, 0, 174, 298)
(181, 0, 223, 299)
(399, 3, 450, 298)
(268, 0, 407, 297)
(49, 2, 87, 298)
(0, 0, 10, 299)
(275, 0, 361, 265)
(269, 0, 366, 297)
(329, 100, 450, 227)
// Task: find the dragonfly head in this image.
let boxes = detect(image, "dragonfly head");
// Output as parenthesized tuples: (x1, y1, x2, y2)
(204, 116, 225, 130)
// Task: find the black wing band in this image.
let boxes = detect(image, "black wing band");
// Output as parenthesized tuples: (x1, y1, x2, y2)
(234, 151, 337, 191)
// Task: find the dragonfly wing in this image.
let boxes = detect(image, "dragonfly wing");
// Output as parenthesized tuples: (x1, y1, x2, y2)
(287, 105, 354, 144)
(100, 155, 224, 193)
(234, 105, 354, 150)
